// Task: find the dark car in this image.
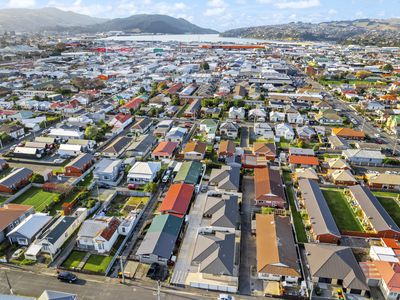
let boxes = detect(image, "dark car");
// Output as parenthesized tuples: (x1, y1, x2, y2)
(57, 271, 77, 283)
(147, 263, 168, 281)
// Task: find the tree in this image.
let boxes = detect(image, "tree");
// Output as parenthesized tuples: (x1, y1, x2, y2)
(201, 61, 210, 70)
(171, 95, 180, 106)
(382, 63, 394, 72)
(119, 99, 126, 106)
(31, 173, 44, 184)
(144, 182, 157, 194)
(355, 70, 372, 80)
(85, 125, 99, 140)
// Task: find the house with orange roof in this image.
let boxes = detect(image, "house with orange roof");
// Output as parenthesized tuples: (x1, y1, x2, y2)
(151, 141, 178, 160)
(253, 142, 276, 161)
(0, 204, 35, 242)
(289, 155, 319, 169)
(254, 167, 286, 208)
(119, 98, 144, 113)
(159, 183, 194, 218)
(109, 113, 132, 129)
(332, 127, 366, 140)
(183, 141, 207, 160)
(218, 140, 236, 160)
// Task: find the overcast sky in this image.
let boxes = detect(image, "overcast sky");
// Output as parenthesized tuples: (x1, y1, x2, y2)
(0, 0, 398, 31)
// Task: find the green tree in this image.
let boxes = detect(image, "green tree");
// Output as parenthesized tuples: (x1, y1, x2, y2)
(144, 182, 157, 194)
(201, 61, 210, 70)
(85, 125, 99, 140)
(31, 173, 44, 184)
(382, 63, 394, 72)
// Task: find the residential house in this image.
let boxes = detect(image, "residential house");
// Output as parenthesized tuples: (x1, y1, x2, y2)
(328, 135, 350, 150)
(366, 173, 400, 191)
(64, 153, 94, 177)
(165, 127, 187, 143)
(298, 179, 340, 243)
(48, 128, 84, 140)
(220, 121, 240, 139)
(248, 108, 267, 122)
(183, 141, 207, 160)
(0, 124, 25, 139)
(269, 111, 285, 123)
(0, 204, 34, 242)
(289, 155, 319, 169)
(58, 144, 82, 157)
(256, 214, 301, 287)
(184, 99, 201, 118)
(275, 123, 295, 141)
(102, 136, 133, 158)
(77, 217, 121, 254)
(136, 214, 183, 265)
(327, 158, 350, 170)
(294, 168, 319, 182)
(173, 161, 202, 185)
(342, 149, 385, 165)
(127, 161, 161, 185)
(202, 193, 238, 233)
(151, 141, 178, 160)
(131, 117, 152, 134)
(218, 140, 236, 161)
(254, 122, 274, 139)
(0, 168, 33, 194)
(332, 128, 366, 140)
(253, 142, 276, 161)
(329, 169, 357, 186)
(228, 107, 246, 120)
(109, 113, 132, 129)
(154, 120, 173, 137)
(159, 183, 195, 218)
(199, 119, 218, 142)
(125, 134, 156, 159)
(315, 109, 343, 125)
(7, 213, 52, 246)
(93, 158, 123, 187)
(305, 243, 369, 296)
(286, 108, 304, 124)
(297, 125, 316, 140)
(209, 166, 241, 192)
(254, 167, 286, 208)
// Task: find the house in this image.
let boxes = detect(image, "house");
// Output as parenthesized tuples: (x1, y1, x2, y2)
(184, 99, 201, 118)
(327, 157, 350, 170)
(209, 166, 240, 192)
(48, 128, 84, 140)
(220, 121, 240, 139)
(36, 208, 87, 257)
(254, 122, 274, 139)
(173, 161, 202, 185)
(254, 167, 286, 208)
(256, 214, 300, 287)
(165, 126, 187, 143)
(275, 123, 295, 141)
(199, 119, 218, 142)
(305, 243, 369, 296)
(125, 134, 157, 159)
(366, 173, 400, 191)
(342, 149, 385, 165)
(136, 214, 183, 265)
(328, 135, 350, 150)
(269, 111, 285, 123)
(102, 136, 133, 158)
(119, 98, 144, 113)
(183, 141, 207, 160)
(131, 117, 152, 134)
(289, 155, 319, 169)
(64, 153, 94, 177)
(296, 125, 316, 140)
(14, 146, 43, 159)
(202, 194, 238, 233)
(37, 290, 77, 300)
(253, 142, 276, 161)
(0, 124, 25, 139)
(349, 185, 400, 238)
(77, 217, 121, 254)
(228, 106, 246, 120)
(286, 108, 304, 124)
(151, 141, 178, 160)
(127, 161, 161, 185)
(315, 109, 343, 125)
(7, 213, 52, 246)
(0, 204, 34, 242)
(294, 168, 319, 182)
(329, 169, 357, 186)
(248, 108, 267, 122)
(298, 179, 340, 243)
(67, 139, 96, 152)
(332, 127, 366, 140)
(57, 144, 82, 157)
(289, 147, 315, 157)
(93, 158, 123, 187)
(109, 113, 132, 129)
(0, 168, 33, 194)
(154, 120, 173, 137)
(159, 183, 195, 217)
(218, 140, 236, 160)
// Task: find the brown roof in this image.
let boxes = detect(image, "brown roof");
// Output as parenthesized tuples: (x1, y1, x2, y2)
(254, 167, 286, 202)
(0, 204, 33, 231)
(256, 214, 300, 277)
(100, 218, 121, 241)
(183, 141, 207, 155)
(253, 142, 276, 157)
(218, 140, 235, 155)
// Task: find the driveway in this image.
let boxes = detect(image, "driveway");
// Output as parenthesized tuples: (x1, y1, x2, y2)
(240, 126, 249, 148)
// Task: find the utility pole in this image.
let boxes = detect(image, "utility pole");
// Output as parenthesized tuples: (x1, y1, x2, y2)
(157, 280, 161, 300)
(4, 271, 13, 295)
(119, 256, 125, 284)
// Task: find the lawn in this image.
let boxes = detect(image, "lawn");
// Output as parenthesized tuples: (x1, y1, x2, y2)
(126, 196, 149, 206)
(283, 171, 307, 243)
(12, 187, 59, 212)
(83, 254, 113, 274)
(61, 250, 86, 269)
(322, 188, 364, 232)
(372, 191, 400, 200)
(377, 197, 400, 227)
(106, 195, 130, 217)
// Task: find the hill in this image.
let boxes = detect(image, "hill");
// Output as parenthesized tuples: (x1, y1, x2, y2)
(221, 18, 400, 46)
(0, 7, 105, 32)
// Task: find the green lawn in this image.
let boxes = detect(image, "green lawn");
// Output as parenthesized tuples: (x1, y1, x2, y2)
(83, 255, 113, 274)
(61, 251, 86, 269)
(377, 197, 400, 227)
(372, 191, 400, 199)
(283, 171, 308, 243)
(322, 189, 364, 232)
(12, 187, 59, 212)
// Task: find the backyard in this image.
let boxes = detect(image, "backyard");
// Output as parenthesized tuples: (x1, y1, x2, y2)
(374, 191, 400, 227)
(322, 188, 364, 232)
(106, 195, 130, 217)
(83, 254, 113, 274)
(61, 250, 86, 269)
(12, 187, 60, 212)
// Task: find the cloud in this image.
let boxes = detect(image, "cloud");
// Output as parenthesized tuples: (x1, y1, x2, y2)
(47, 0, 113, 17)
(7, 0, 36, 8)
(328, 8, 337, 15)
(204, 0, 228, 16)
(256, 0, 320, 9)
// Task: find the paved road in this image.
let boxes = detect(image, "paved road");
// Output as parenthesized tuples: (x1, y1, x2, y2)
(240, 126, 249, 148)
(0, 269, 211, 300)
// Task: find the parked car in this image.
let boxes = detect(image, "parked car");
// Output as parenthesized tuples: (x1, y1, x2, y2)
(11, 248, 24, 259)
(127, 183, 139, 190)
(57, 271, 77, 283)
(218, 294, 235, 300)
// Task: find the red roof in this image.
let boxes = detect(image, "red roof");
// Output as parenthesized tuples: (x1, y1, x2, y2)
(159, 183, 194, 217)
(289, 155, 319, 166)
(100, 218, 121, 241)
(164, 83, 183, 95)
(114, 113, 132, 124)
(122, 98, 144, 110)
(152, 141, 178, 157)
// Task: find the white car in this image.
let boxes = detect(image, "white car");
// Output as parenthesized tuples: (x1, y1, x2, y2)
(218, 294, 235, 300)
(11, 248, 25, 259)
(54, 158, 64, 164)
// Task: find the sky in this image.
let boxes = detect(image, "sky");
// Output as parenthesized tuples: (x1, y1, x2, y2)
(0, 0, 399, 31)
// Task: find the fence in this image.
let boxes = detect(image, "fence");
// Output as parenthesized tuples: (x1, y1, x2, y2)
(2, 183, 32, 205)
(341, 230, 400, 239)
(70, 165, 95, 187)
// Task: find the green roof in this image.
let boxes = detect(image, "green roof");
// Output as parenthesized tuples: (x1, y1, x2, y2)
(174, 161, 202, 185)
(148, 214, 183, 236)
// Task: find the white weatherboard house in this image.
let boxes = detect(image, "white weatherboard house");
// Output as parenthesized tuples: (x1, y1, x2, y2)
(58, 144, 82, 157)
(127, 161, 161, 185)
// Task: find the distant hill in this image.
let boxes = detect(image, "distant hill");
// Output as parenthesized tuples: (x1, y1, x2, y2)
(0, 7, 105, 32)
(221, 18, 400, 46)
(0, 8, 218, 35)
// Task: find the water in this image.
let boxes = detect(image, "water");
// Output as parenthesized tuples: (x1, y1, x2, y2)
(101, 34, 270, 44)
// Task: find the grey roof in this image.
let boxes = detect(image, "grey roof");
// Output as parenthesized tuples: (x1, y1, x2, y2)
(349, 185, 400, 233)
(209, 166, 240, 191)
(0, 168, 33, 188)
(204, 194, 238, 229)
(38, 290, 77, 300)
(66, 153, 93, 170)
(298, 179, 340, 238)
(192, 231, 236, 276)
(45, 216, 76, 245)
(94, 158, 122, 174)
(133, 117, 152, 130)
(305, 243, 369, 291)
(103, 136, 133, 155)
(127, 134, 156, 153)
